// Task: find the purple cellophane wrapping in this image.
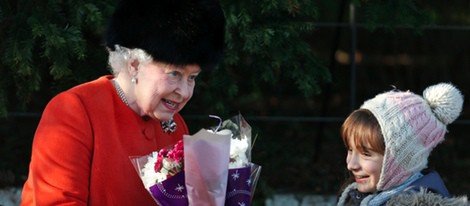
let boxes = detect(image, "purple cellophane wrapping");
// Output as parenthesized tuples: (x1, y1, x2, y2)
(148, 171, 188, 206)
(225, 166, 251, 206)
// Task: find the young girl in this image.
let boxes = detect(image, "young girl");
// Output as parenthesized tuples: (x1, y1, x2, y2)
(337, 83, 469, 206)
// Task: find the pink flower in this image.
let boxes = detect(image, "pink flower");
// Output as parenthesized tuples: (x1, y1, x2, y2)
(154, 140, 184, 176)
(154, 148, 168, 172)
(167, 140, 184, 163)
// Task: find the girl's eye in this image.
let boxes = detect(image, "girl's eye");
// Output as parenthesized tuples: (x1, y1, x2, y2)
(361, 149, 374, 157)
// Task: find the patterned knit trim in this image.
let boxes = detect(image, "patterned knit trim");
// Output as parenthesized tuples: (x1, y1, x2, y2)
(366, 172, 423, 206)
(336, 183, 357, 206)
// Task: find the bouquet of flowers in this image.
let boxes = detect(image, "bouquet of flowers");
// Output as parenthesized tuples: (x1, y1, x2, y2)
(130, 140, 188, 205)
(130, 114, 261, 206)
(221, 115, 262, 206)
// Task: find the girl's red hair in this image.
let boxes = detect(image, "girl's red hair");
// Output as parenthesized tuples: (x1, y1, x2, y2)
(341, 109, 385, 155)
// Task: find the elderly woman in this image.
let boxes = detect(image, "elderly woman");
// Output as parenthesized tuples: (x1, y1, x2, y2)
(20, 0, 225, 205)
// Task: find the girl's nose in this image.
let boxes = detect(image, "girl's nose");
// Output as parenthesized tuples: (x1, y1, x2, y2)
(346, 154, 360, 171)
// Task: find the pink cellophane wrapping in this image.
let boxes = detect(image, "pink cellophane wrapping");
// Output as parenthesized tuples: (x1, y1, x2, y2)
(131, 114, 261, 206)
(183, 129, 231, 206)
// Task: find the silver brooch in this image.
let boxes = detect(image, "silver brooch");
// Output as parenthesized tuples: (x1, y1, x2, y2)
(161, 119, 177, 134)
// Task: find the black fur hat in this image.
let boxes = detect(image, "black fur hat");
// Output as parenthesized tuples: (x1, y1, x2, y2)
(105, 0, 225, 70)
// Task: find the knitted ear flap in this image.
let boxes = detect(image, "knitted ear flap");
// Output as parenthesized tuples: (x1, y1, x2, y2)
(423, 83, 464, 125)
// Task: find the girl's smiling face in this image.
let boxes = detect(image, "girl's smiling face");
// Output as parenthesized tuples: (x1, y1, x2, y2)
(341, 109, 385, 193)
(346, 138, 384, 193)
(132, 61, 200, 121)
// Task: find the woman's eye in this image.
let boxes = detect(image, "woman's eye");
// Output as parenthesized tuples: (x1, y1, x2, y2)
(169, 71, 179, 77)
(189, 75, 198, 82)
(167, 71, 181, 80)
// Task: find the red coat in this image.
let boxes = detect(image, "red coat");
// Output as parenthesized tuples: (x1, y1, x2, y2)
(21, 75, 188, 205)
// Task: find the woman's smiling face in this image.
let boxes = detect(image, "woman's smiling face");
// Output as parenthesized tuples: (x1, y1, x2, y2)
(346, 137, 384, 193)
(133, 61, 200, 121)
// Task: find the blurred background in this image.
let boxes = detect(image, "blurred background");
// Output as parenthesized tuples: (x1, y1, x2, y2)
(1, 0, 469, 205)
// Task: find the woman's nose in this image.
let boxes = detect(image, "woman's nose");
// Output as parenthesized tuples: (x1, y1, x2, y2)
(175, 80, 192, 99)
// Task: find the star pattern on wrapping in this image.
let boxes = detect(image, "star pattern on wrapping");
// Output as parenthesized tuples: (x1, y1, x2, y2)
(238, 202, 246, 206)
(246, 178, 251, 186)
(175, 184, 185, 192)
(231, 170, 240, 181)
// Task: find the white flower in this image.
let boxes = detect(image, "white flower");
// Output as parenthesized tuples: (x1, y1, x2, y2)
(141, 152, 179, 188)
(206, 127, 250, 168)
(229, 138, 249, 168)
(141, 152, 159, 189)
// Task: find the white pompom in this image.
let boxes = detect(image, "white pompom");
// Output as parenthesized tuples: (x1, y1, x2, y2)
(423, 83, 464, 125)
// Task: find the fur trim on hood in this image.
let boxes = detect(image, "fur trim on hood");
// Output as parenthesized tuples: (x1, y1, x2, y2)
(386, 189, 469, 206)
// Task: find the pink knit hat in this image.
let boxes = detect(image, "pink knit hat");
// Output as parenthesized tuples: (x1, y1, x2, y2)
(360, 83, 464, 191)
